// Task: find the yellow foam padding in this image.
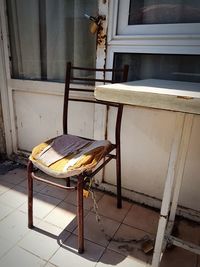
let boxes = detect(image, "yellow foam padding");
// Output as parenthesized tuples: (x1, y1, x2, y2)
(29, 137, 110, 178)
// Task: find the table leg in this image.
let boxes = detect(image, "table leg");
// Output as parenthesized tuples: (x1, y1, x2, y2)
(152, 113, 185, 267)
(168, 114, 194, 224)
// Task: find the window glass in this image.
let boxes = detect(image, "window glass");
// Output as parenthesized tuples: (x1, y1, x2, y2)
(129, 0, 200, 25)
(114, 53, 200, 85)
(6, 0, 97, 82)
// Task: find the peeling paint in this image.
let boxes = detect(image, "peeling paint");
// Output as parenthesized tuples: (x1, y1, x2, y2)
(97, 16, 107, 47)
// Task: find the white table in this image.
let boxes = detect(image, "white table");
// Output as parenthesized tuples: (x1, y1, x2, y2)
(95, 79, 200, 267)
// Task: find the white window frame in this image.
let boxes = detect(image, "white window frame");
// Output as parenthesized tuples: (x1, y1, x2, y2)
(107, 0, 200, 49)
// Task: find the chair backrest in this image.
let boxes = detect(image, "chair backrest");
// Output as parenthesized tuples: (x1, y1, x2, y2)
(63, 62, 129, 143)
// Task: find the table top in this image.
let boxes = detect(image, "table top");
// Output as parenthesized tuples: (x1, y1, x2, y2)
(95, 79, 200, 114)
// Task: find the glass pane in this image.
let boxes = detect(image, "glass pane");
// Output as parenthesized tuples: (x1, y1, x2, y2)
(114, 53, 200, 86)
(6, 0, 98, 82)
(129, 0, 200, 25)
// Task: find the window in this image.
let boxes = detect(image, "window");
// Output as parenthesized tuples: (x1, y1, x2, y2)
(114, 53, 200, 84)
(128, 0, 200, 25)
(6, 0, 97, 82)
(116, 0, 200, 36)
(108, 0, 200, 88)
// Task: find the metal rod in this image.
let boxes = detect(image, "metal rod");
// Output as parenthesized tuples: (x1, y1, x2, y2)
(115, 104, 123, 208)
(32, 172, 76, 191)
(88, 155, 114, 178)
(72, 66, 125, 72)
(28, 160, 33, 228)
(63, 62, 71, 134)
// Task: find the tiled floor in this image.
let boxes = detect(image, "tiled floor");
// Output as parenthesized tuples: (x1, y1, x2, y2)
(0, 165, 200, 267)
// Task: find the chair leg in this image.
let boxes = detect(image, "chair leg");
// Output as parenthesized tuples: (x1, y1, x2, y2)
(27, 160, 34, 228)
(116, 145, 122, 209)
(77, 175, 84, 253)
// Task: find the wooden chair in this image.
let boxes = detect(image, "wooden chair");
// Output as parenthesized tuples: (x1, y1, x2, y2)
(27, 62, 129, 253)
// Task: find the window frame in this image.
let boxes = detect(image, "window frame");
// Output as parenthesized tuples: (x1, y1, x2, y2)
(117, 0, 200, 35)
(107, 0, 200, 49)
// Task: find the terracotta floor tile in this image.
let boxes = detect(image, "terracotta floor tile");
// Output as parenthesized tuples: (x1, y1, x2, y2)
(0, 185, 27, 209)
(0, 210, 31, 243)
(96, 249, 148, 267)
(0, 246, 46, 267)
(74, 211, 120, 247)
(108, 223, 153, 265)
(19, 225, 71, 261)
(44, 201, 87, 232)
(0, 168, 26, 185)
(176, 219, 200, 245)
(37, 220, 66, 236)
(0, 202, 13, 221)
(44, 262, 58, 267)
(123, 204, 159, 234)
(0, 181, 15, 195)
(19, 193, 61, 219)
(0, 236, 15, 259)
(160, 246, 197, 267)
(19, 178, 47, 192)
(49, 234, 105, 267)
(96, 194, 132, 222)
(65, 189, 104, 211)
(40, 185, 71, 201)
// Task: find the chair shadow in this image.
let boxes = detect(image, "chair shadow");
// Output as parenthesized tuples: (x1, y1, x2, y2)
(0, 165, 152, 266)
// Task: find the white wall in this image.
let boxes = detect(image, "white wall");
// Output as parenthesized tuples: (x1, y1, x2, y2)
(13, 89, 95, 152)
(104, 105, 200, 212)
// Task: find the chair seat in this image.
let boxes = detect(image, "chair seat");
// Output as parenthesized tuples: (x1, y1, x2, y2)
(29, 134, 111, 178)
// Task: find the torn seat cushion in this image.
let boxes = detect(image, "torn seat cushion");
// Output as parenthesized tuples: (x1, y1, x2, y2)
(29, 134, 112, 178)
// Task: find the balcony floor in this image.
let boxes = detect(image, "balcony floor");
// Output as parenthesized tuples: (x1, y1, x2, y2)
(0, 162, 200, 267)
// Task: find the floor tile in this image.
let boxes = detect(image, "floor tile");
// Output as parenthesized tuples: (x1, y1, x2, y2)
(0, 202, 14, 221)
(19, 193, 61, 219)
(160, 246, 197, 267)
(157, 219, 200, 267)
(0, 210, 31, 243)
(74, 211, 120, 247)
(96, 249, 148, 267)
(40, 185, 71, 201)
(176, 219, 200, 245)
(0, 185, 27, 208)
(49, 234, 105, 267)
(44, 262, 58, 267)
(44, 201, 81, 232)
(19, 224, 71, 261)
(0, 181, 15, 195)
(108, 223, 153, 265)
(19, 178, 47, 192)
(95, 194, 132, 222)
(0, 236, 15, 259)
(0, 168, 26, 185)
(37, 220, 66, 236)
(0, 246, 46, 267)
(65, 189, 104, 211)
(123, 204, 159, 234)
